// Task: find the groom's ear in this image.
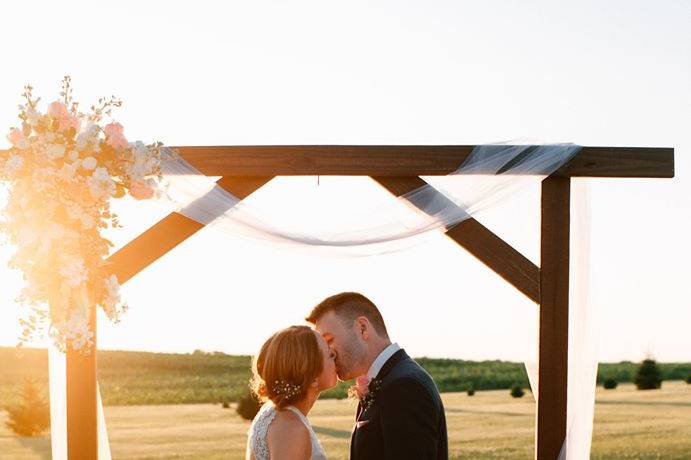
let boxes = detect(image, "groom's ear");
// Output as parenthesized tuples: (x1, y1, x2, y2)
(356, 316, 370, 340)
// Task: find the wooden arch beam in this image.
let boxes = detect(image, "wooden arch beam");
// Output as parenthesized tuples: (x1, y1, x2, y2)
(373, 176, 540, 303)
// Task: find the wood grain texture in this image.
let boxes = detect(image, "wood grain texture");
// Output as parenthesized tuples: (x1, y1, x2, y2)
(66, 305, 97, 460)
(536, 176, 570, 460)
(373, 176, 539, 303)
(146, 145, 673, 178)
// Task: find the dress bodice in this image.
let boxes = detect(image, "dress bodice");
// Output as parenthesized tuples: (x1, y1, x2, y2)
(247, 401, 327, 459)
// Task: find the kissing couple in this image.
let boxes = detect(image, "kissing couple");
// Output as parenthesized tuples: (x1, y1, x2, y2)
(245, 292, 448, 459)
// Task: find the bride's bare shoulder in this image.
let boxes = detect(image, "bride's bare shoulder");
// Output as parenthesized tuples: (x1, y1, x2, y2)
(267, 409, 311, 458)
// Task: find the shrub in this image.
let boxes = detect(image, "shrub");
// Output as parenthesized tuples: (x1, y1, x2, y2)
(686, 374, 691, 384)
(510, 384, 525, 398)
(603, 378, 618, 390)
(5, 377, 50, 436)
(466, 383, 475, 396)
(635, 359, 662, 390)
(236, 391, 262, 420)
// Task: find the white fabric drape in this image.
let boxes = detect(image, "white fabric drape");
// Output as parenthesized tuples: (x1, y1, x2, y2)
(156, 143, 581, 254)
(560, 180, 598, 459)
(48, 344, 111, 460)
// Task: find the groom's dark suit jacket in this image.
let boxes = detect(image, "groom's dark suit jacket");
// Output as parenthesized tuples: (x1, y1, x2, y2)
(350, 349, 448, 460)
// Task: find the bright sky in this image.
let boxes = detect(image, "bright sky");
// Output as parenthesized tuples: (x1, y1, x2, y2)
(0, 0, 689, 363)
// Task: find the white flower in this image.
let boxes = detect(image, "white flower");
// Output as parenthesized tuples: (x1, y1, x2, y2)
(81, 156, 97, 170)
(66, 203, 96, 229)
(46, 143, 66, 159)
(59, 256, 88, 287)
(66, 203, 83, 220)
(17, 139, 28, 150)
(32, 222, 66, 257)
(75, 122, 99, 150)
(32, 167, 57, 192)
(131, 140, 147, 158)
(68, 150, 79, 161)
(127, 162, 147, 181)
(58, 162, 77, 181)
(16, 225, 39, 248)
(50, 310, 94, 351)
(4, 154, 24, 176)
(87, 167, 115, 198)
(26, 107, 40, 126)
(101, 275, 127, 321)
(80, 214, 95, 229)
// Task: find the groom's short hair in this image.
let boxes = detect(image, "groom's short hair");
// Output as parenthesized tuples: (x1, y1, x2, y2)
(306, 292, 389, 338)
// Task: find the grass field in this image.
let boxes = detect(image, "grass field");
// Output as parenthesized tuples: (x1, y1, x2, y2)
(2, 381, 690, 459)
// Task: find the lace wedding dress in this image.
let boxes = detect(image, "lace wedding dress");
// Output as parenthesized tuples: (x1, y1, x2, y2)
(247, 401, 327, 459)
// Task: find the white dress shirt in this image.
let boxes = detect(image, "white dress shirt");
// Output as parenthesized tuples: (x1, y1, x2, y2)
(366, 342, 401, 380)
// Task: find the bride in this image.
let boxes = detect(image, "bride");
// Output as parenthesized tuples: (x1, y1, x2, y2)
(246, 325, 338, 459)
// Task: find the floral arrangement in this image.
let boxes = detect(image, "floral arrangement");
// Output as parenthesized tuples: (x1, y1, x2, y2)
(349, 376, 383, 412)
(0, 76, 162, 351)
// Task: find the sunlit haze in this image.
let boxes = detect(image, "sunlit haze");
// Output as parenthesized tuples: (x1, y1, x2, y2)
(0, 0, 689, 363)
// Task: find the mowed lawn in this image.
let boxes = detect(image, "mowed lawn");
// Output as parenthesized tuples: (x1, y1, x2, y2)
(1, 382, 689, 459)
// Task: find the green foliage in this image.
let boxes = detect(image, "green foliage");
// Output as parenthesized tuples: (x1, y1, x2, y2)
(466, 383, 475, 396)
(635, 359, 662, 390)
(686, 374, 691, 384)
(236, 392, 262, 420)
(510, 384, 524, 398)
(5, 377, 50, 437)
(603, 378, 618, 390)
(2, 347, 690, 407)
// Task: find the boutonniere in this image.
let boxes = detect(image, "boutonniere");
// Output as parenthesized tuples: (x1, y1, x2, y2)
(349, 376, 383, 412)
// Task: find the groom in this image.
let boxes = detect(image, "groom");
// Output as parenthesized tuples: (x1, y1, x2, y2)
(306, 292, 448, 460)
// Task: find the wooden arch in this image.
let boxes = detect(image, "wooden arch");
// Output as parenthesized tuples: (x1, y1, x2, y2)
(64, 145, 674, 460)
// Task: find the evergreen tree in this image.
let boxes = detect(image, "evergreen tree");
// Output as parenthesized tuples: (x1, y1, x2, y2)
(634, 359, 662, 390)
(5, 377, 50, 436)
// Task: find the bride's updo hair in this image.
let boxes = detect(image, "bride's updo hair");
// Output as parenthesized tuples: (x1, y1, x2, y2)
(250, 325, 323, 409)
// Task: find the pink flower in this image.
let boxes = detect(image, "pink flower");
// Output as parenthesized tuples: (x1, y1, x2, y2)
(48, 101, 69, 119)
(350, 375, 371, 400)
(104, 122, 124, 138)
(62, 114, 81, 132)
(129, 180, 155, 200)
(104, 122, 128, 149)
(47, 101, 80, 132)
(7, 128, 26, 148)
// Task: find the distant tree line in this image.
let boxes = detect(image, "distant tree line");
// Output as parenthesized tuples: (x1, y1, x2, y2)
(2, 347, 690, 407)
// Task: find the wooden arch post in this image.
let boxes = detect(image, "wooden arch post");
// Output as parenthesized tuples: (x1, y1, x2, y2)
(538, 176, 570, 459)
(47, 145, 672, 460)
(66, 305, 98, 459)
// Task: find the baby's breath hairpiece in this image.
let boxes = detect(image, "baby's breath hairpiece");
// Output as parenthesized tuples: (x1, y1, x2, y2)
(273, 380, 302, 400)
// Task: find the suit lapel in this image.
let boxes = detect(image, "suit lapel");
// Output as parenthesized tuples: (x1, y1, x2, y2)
(351, 349, 410, 459)
(373, 348, 408, 381)
(354, 349, 408, 423)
